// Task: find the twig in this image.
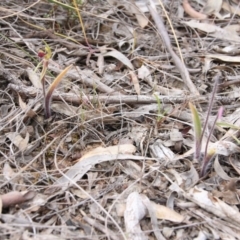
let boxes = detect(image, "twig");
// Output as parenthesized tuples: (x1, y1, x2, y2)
(0, 0, 41, 19)
(9, 83, 234, 106)
(147, 4, 199, 95)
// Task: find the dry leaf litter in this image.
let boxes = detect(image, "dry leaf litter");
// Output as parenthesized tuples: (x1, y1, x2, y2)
(1, 0, 240, 239)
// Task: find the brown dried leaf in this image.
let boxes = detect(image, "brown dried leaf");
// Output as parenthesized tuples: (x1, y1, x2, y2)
(129, 70, 140, 95)
(213, 180, 240, 205)
(18, 94, 27, 110)
(213, 189, 240, 205)
(127, 1, 148, 28)
(26, 68, 42, 89)
(19, 132, 29, 152)
(152, 202, 184, 223)
(6, 132, 29, 152)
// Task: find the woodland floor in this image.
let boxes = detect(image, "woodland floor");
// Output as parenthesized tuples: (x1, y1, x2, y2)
(1, 0, 240, 239)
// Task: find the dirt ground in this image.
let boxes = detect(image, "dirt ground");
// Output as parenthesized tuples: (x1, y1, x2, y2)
(1, 0, 240, 239)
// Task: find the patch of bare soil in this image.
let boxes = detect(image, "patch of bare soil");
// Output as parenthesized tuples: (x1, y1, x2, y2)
(1, 0, 240, 239)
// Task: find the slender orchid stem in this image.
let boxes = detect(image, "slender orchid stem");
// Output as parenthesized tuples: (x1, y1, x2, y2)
(200, 107, 223, 177)
(199, 72, 220, 152)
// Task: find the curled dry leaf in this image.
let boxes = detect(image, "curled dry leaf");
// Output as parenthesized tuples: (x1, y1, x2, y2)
(183, 0, 207, 19)
(47, 144, 146, 192)
(26, 68, 42, 89)
(6, 132, 29, 152)
(127, 2, 148, 28)
(124, 192, 148, 240)
(138, 64, 152, 83)
(179, 159, 199, 190)
(129, 70, 140, 95)
(118, 39, 134, 53)
(103, 48, 134, 70)
(1, 191, 35, 208)
(18, 94, 27, 111)
(214, 155, 235, 181)
(119, 192, 184, 223)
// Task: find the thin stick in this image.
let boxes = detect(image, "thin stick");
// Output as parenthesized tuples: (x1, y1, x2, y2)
(199, 72, 221, 152)
(8, 83, 208, 105)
